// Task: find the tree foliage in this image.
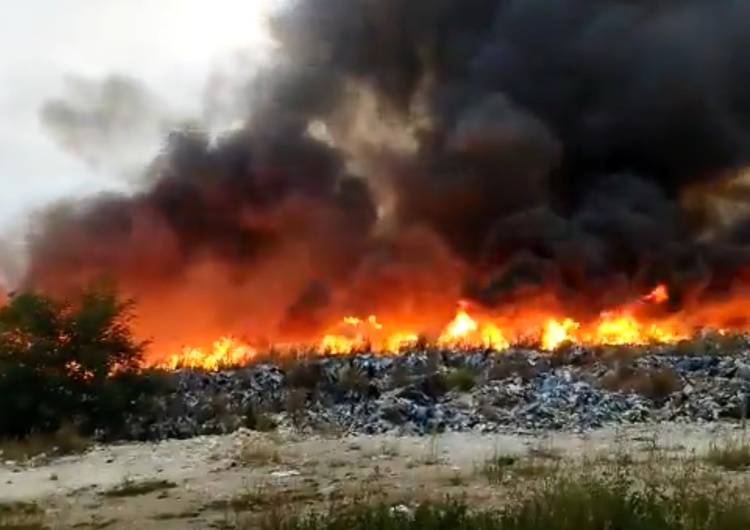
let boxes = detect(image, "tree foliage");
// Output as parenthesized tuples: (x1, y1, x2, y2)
(0, 284, 155, 438)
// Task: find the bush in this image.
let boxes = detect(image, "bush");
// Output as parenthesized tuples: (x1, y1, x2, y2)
(0, 284, 155, 439)
(445, 368, 477, 392)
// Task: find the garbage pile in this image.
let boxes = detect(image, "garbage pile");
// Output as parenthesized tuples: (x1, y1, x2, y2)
(119, 339, 750, 441)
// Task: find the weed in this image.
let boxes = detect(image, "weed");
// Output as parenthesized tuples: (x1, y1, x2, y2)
(420, 432, 442, 466)
(445, 368, 477, 392)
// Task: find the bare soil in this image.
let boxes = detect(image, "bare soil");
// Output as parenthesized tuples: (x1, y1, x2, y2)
(0, 422, 741, 529)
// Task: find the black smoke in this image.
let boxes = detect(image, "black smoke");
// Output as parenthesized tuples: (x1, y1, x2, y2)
(21, 0, 750, 347)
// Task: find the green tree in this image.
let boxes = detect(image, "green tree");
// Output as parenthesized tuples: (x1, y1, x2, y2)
(0, 285, 152, 438)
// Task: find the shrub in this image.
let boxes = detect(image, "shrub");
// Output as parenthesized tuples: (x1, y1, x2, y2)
(445, 368, 477, 392)
(0, 284, 153, 439)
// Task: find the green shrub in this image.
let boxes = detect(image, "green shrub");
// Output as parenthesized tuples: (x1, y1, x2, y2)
(0, 284, 154, 439)
(445, 368, 477, 392)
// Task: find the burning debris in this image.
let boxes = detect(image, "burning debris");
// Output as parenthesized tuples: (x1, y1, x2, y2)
(17, 0, 750, 366)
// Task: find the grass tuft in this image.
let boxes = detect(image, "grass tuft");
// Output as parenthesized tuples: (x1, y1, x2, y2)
(235, 434, 283, 467)
(705, 436, 750, 471)
(0, 501, 45, 530)
(0, 423, 90, 463)
(101, 478, 177, 498)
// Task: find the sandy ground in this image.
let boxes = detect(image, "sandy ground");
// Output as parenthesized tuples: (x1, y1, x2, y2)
(0, 422, 744, 529)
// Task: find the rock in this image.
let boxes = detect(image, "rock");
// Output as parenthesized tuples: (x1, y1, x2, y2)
(736, 363, 750, 381)
(270, 470, 300, 478)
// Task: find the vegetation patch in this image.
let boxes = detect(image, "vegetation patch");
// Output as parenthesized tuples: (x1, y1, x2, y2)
(101, 479, 177, 498)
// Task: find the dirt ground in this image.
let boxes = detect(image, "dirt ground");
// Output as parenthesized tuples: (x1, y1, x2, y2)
(0, 422, 742, 529)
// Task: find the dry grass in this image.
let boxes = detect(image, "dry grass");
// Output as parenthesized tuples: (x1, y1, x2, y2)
(390, 363, 412, 389)
(234, 434, 284, 467)
(238, 435, 750, 530)
(597, 364, 682, 401)
(0, 501, 45, 530)
(478, 450, 557, 485)
(363, 440, 401, 459)
(671, 332, 748, 357)
(478, 452, 519, 485)
(284, 388, 309, 425)
(206, 484, 322, 514)
(101, 478, 177, 498)
(245, 409, 278, 432)
(0, 424, 90, 463)
(417, 432, 443, 466)
(488, 356, 541, 381)
(705, 434, 750, 470)
(284, 360, 324, 391)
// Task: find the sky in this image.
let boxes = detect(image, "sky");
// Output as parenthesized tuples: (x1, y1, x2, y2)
(0, 0, 277, 233)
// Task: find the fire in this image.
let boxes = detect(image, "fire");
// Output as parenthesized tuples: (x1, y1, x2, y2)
(318, 315, 416, 354)
(441, 307, 477, 338)
(160, 337, 258, 371)
(157, 284, 705, 371)
(643, 284, 668, 303)
(437, 308, 510, 349)
(542, 318, 579, 350)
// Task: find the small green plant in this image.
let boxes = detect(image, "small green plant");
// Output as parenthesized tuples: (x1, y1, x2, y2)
(445, 368, 477, 392)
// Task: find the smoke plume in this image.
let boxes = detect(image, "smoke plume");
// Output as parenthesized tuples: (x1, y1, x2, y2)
(39, 74, 190, 182)
(22, 0, 750, 353)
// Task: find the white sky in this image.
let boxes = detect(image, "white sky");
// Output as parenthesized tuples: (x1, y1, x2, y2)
(0, 0, 277, 230)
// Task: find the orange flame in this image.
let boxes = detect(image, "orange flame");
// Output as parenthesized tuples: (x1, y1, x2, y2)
(643, 284, 668, 303)
(160, 337, 258, 371)
(155, 284, 707, 371)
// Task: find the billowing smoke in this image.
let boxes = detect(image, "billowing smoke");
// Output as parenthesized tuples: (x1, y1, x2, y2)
(21, 0, 750, 353)
(39, 74, 189, 182)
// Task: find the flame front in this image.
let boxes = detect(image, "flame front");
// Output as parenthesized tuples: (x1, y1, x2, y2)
(160, 337, 258, 371)
(156, 284, 707, 371)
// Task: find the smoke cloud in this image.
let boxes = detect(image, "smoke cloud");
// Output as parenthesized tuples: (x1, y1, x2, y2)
(39, 74, 189, 181)
(21, 0, 750, 353)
